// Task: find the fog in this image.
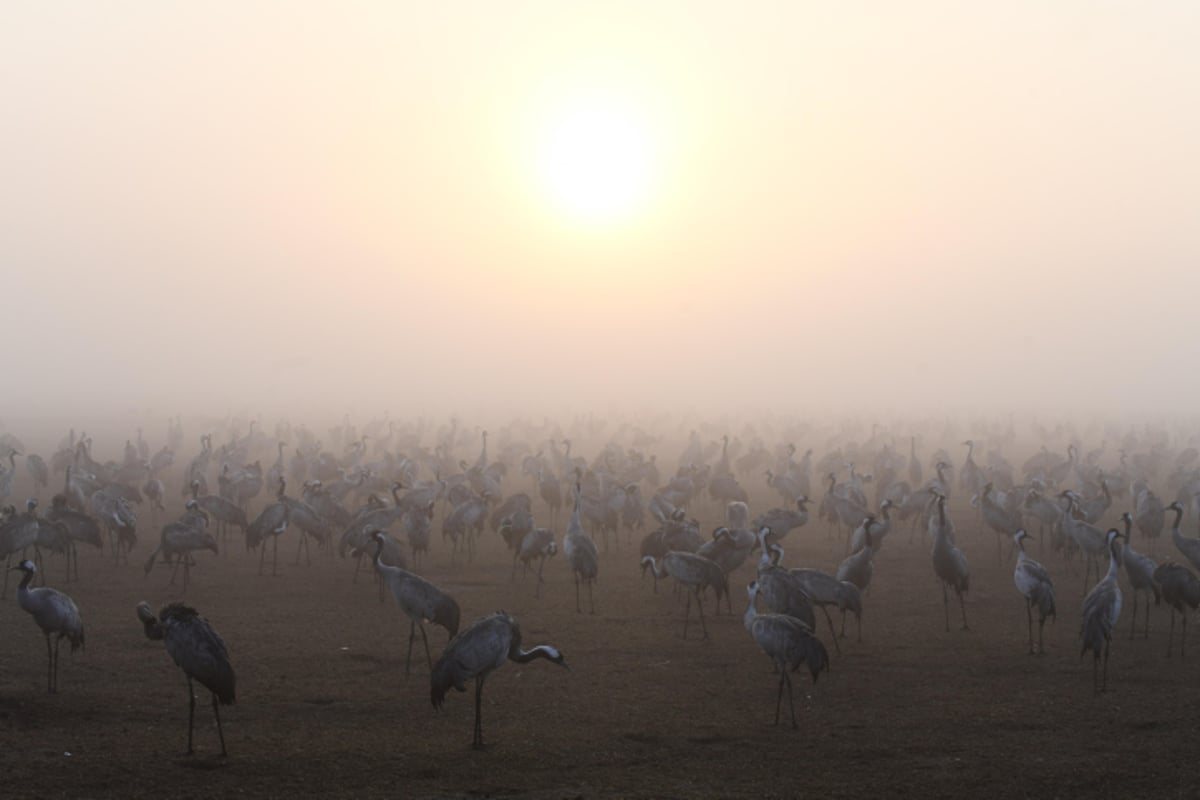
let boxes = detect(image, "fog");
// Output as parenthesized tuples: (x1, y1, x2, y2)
(4, 3, 1200, 424)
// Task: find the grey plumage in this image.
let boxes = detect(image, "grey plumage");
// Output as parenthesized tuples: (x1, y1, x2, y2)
(246, 478, 291, 575)
(837, 517, 876, 593)
(1119, 512, 1159, 639)
(641, 551, 728, 640)
(789, 567, 863, 645)
(930, 493, 969, 632)
(753, 529, 816, 631)
(14, 559, 84, 693)
(564, 482, 599, 614)
(1080, 529, 1123, 694)
(144, 506, 219, 591)
(1153, 562, 1200, 659)
(1167, 501, 1200, 572)
(1012, 530, 1056, 654)
(363, 530, 459, 674)
(513, 526, 557, 597)
(430, 611, 567, 748)
(137, 601, 235, 756)
(743, 581, 829, 729)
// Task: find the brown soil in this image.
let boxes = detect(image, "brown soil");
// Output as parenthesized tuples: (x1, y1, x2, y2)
(2, 491, 1198, 799)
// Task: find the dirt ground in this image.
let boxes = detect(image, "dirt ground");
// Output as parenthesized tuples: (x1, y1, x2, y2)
(2, 486, 1199, 799)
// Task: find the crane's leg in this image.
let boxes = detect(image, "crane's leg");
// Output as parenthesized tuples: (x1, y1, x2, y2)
(1026, 599, 1035, 655)
(535, 558, 545, 599)
(588, 577, 595, 615)
(1092, 653, 1100, 695)
(1176, 609, 1185, 662)
(958, 588, 969, 631)
(45, 634, 53, 693)
(406, 619, 416, 675)
(511, 552, 519, 583)
(682, 590, 692, 639)
(857, 611, 863, 643)
(272, 535, 279, 576)
(1144, 595, 1151, 639)
(473, 675, 486, 749)
(1129, 592, 1138, 640)
(419, 623, 432, 673)
(1102, 638, 1110, 693)
(169, 554, 181, 586)
(304, 533, 312, 566)
(941, 582, 950, 633)
(186, 681, 195, 753)
(1167, 609, 1175, 658)
(352, 552, 362, 584)
(212, 693, 227, 757)
(294, 534, 303, 565)
(183, 556, 191, 593)
(821, 606, 841, 655)
(257, 541, 266, 575)
(785, 671, 798, 730)
(574, 572, 581, 613)
(696, 590, 709, 640)
(774, 667, 785, 726)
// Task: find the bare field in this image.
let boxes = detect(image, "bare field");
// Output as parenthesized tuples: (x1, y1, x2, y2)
(2, 487, 1199, 799)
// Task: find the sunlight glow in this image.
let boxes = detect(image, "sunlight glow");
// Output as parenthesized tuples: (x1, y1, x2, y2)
(534, 95, 657, 225)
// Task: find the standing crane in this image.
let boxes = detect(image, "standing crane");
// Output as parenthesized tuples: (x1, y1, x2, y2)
(930, 493, 969, 632)
(1167, 501, 1200, 572)
(13, 559, 84, 693)
(1080, 529, 1123, 694)
(1012, 530, 1056, 654)
(743, 581, 829, 729)
(564, 481, 599, 614)
(137, 602, 235, 756)
(1119, 512, 1160, 639)
(361, 529, 459, 674)
(431, 611, 567, 749)
(1152, 563, 1200, 659)
(837, 517, 877, 594)
(246, 478, 291, 576)
(640, 551, 727, 640)
(143, 505, 219, 591)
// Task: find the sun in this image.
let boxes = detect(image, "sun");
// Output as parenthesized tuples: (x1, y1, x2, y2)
(534, 94, 657, 225)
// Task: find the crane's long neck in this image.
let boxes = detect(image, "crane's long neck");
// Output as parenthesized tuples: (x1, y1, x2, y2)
(743, 585, 760, 631)
(16, 569, 34, 592)
(1104, 541, 1120, 580)
(1171, 505, 1184, 532)
(511, 645, 563, 665)
(641, 555, 667, 579)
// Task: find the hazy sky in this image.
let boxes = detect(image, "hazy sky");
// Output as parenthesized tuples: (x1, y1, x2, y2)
(4, 2, 1199, 421)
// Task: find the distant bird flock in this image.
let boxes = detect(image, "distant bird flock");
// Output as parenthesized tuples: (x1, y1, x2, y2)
(4, 416, 1200, 752)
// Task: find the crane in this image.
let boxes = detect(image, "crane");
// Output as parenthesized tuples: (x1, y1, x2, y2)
(930, 493, 969, 632)
(743, 581, 829, 729)
(641, 551, 727, 640)
(361, 529, 459, 674)
(13, 559, 84, 693)
(564, 481, 599, 614)
(1080, 529, 1123, 694)
(1012, 530, 1056, 654)
(1152, 563, 1200, 659)
(431, 611, 567, 749)
(1119, 512, 1159, 639)
(137, 601, 236, 756)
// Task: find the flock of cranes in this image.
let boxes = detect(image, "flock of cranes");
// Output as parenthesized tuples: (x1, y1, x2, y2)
(5, 415, 1200, 754)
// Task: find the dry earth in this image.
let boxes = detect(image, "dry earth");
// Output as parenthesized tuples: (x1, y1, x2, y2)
(2, 487, 1199, 799)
